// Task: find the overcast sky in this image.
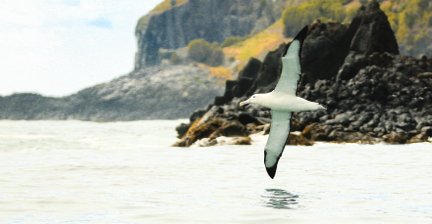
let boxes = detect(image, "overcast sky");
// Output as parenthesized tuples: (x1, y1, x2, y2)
(0, 0, 162, 97)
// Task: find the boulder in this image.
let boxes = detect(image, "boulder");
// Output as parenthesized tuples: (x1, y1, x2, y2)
(383, 132, 408, 144)
(349, 0, 399, 55)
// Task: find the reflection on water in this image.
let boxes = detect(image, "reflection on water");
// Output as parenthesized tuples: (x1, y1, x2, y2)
(261, 188, 299, 209)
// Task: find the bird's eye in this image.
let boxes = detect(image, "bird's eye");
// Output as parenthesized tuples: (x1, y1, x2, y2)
(252, 96, 256, 98)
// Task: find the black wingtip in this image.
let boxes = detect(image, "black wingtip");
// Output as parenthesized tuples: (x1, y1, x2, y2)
(294, 25, 308, 45)
(283, 25, 309, 56)
(266, 165, 277, 179)
(264, 150, 279, 179)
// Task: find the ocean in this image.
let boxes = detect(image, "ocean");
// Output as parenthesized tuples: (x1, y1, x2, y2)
(0, 120, 431, 224)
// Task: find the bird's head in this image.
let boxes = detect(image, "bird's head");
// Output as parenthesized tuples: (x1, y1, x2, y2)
(239, 94, 262, 107)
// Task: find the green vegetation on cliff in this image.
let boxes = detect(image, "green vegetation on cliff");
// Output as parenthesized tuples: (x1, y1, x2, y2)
(380, 0, 432, 55)
(282, 0, 432, 56)
(221, 36, 247, 48)
(187, 39, 224, 66)
(223, 20, 287, 68)
(151, 0, 188, 14)
(282, 0, 350, 36)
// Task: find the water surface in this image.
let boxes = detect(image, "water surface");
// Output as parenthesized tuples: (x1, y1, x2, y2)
(0, 120, 431, 223)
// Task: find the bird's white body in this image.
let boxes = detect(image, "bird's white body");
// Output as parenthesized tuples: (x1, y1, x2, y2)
(240, 26, 325, 179)
(250, 92, 325, 112)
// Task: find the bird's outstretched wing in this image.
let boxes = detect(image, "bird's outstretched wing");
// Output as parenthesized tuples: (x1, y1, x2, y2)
(264, 110, 292, 179)
(274, 26, 308, 95)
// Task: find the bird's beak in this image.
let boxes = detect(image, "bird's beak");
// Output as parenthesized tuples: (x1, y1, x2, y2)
(239, 100, 249, 107)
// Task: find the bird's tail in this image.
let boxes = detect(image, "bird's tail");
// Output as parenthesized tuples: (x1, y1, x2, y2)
(318, 104, 327, 110)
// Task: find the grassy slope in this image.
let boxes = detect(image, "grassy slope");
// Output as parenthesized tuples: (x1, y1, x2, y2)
(151, 0, 189, 14)
(140, 0, 431, 83)
(223, 19, 288, 71)
(281, 0, 431, 55)
(219, 0, 359, 76)
(380, 0, 432, 53)
(200, 19, 289, 80)
(219, 0, 431, 78)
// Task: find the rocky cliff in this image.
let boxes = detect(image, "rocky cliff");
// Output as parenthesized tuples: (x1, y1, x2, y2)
(1, 0, 289, 121)
(174, 1, 432, 146)
(2, 0, 431, 124)
(281, 0, 432, 58)
(0, 66, 223, 121)
(134, 0, 285, 68)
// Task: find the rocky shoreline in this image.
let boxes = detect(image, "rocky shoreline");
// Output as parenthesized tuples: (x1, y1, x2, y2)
(0, 65, 224, 121)
(174, 1, 432, 146)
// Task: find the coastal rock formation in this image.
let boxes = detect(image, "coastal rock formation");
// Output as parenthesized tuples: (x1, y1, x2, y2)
(174, 1, 432, 146)
(0, 65, 223, 120)
(281, 0, 432, 58)
(1, 0, 286, 120)
(135, 0, 284, 68)
(347, 1, 399, 56)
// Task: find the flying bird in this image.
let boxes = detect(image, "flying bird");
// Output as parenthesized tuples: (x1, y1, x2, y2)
(240, 26, 325, 179)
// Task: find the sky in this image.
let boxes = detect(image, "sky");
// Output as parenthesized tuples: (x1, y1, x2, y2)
(0, 0, 162, 97)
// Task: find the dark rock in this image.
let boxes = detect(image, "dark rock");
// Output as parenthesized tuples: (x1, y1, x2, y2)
(214, 96, 227, 106)
(233, 58, 262, 97)
(349, 0, 399, 55)
(249, 44, 286, 94)
(190, 109, 207, 122)
(301, 123, 332, 141)
(383, 132, 408, 144)
(238, 58, 262, 80)
(198, 136, 251, 147)
(176, 123, 190, 138)
(175, 0, 432, 146)
(174, 117, 224, 147)
(174, 115, 248, 147)
(215, 121, 248, 137)
(421, 126, 432, 137)
(287, 133, 314, 146)
(231, 136, 252, 145)
(301, 21, 352, 83)
(238, 112, 261, 125)
(407, 126, 432, 143)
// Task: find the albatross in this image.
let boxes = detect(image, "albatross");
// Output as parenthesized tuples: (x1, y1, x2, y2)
(240, 26, 325, 179)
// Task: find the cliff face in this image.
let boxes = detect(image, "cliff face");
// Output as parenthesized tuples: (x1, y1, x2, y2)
(1, 0, 284, 121)
(134, 0, 284, 68)
(3, 0, 430, 124)
(174, 1, 432, 146)
(212, 2, 400, 107)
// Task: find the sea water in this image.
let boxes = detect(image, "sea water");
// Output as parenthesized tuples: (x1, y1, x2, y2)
(0, 120, 431, 224)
